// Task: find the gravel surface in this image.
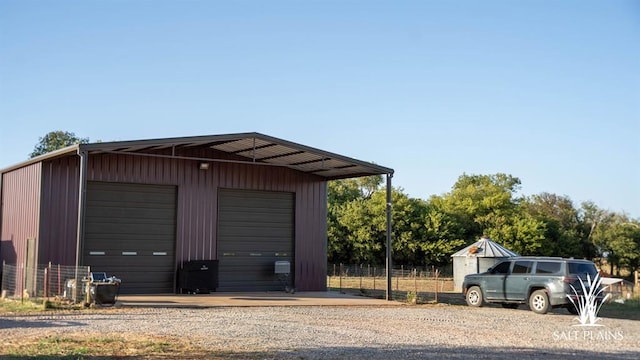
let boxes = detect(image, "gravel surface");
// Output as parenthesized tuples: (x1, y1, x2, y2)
(1, 305, 638, 359)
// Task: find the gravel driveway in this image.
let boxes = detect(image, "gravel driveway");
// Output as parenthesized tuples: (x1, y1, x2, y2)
(1, 305, 638, 359)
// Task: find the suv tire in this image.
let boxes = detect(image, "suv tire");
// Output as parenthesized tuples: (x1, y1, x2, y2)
(466, 286, 484, 307)
(529, 290, 550, 314)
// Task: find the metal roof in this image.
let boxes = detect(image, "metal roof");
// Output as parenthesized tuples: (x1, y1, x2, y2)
(451, 237, 519, 258)
(2, 132, 393, 180)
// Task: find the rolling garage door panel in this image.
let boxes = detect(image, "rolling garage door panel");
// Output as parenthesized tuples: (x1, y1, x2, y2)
(218, 189, 294, 291)
(84, 182, 177, 294)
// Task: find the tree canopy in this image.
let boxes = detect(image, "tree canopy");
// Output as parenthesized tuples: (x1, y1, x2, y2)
(328, 172, 640, 279)
(30, 130, 90, 158)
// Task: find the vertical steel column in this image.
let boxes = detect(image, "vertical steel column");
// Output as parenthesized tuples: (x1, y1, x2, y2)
(385, 173, 393, 301)
(74, 149, 88, 301)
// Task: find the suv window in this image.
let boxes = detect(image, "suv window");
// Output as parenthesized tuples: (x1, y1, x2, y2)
(568, 262, 598, 278)
(512, 260, 533, 274)
(535, 261, 561, 274)
(492, 261, 511, 274)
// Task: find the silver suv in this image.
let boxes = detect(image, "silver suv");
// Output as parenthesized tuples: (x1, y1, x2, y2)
(462, 257, 599, 314)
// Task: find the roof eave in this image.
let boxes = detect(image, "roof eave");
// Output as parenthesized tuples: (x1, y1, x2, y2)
(0, 145, 79, 174)
(80, 132, 393, 179)
(1, 132, 394, 180)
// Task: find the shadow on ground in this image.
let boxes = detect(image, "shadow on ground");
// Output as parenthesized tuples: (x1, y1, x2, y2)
(334, 288, 640, 321)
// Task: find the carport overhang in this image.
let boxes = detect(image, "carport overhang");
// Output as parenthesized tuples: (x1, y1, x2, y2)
(2, 132, 395, 298)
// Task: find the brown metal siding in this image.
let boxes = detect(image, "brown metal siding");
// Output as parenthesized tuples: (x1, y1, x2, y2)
(39, 156, 80, 265)
(85, 152, 328, 291)
(0, 163, 42, 269)
(295, 180, 328, 291)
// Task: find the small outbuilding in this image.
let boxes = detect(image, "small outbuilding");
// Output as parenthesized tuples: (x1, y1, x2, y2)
(451, 236, 518, 291)
(601, 277, 635, 300)
(0, 132, 393, 294)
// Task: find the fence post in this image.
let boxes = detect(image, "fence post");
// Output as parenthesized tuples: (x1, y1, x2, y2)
(85, 266, 91, 304)
(44, 267, 48, 300)
(373, 265, 376, 291)
(47, 263, 52, 299)
(339, 263, 343, 293)
(359, 264, 363, 289)
(57, 264, 61, 296)
(21, 262, 25, 304)
(435, 268, 439, 303)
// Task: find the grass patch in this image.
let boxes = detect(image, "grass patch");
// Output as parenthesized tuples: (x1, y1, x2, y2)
(2, 333, 212, 359)
(600, 297, 640, 320)
(0, 298, 46, 313)
(0, 297, 100, 314)
(0, 332, 281, 359)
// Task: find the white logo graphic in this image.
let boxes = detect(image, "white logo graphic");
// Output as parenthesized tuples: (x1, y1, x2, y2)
(566, 273, 610, 326)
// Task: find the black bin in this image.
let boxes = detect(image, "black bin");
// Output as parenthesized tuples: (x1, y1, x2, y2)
(178, 260, 218, 294)
(89, 283, 119, 305)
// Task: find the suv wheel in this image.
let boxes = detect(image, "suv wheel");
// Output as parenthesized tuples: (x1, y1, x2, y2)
(529, 290, 550, 314)
(466, 286, 483, 307)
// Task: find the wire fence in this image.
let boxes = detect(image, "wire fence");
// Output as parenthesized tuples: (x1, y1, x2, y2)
(327, 264, 456, 303)
(1, 262, 90, 303)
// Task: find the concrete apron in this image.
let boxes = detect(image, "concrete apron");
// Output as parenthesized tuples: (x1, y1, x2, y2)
(116, 291, 401, 308)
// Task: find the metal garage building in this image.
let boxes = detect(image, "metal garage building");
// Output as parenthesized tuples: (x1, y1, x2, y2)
(0, 133, 393, 294)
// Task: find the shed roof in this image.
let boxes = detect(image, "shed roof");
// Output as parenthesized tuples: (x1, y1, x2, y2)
(2, 132, 393, 180)
(451, 237, 519, 258)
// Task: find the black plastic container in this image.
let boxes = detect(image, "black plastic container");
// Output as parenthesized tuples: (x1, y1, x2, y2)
(178, 260, 219, 294)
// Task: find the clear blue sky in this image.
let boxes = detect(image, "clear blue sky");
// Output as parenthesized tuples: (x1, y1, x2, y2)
(1, 0, 638, 218)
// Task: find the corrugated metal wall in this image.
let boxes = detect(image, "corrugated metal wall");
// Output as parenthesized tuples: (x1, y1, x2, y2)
(84, 151, 328, 291)
(11, 148, 329, 292)
(0, 163, 42, 268)
(295, 177, 328, 291)
(39, 156, 80, 265)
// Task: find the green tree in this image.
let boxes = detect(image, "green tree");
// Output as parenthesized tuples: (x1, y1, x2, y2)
(372, 189, 429, 265)
(329, 179, 459, 266)
(522, 193, 583, 258)
(483, 211, 548, 255)
(589, 211, 640, 276)
(579, 201, 607, 260)
(327, 176, 383, 264)
(431, 173, 549, 255)
(421, 208, 466, 266)
(611, 222, 640, 277)
(30, 130, 89, 158)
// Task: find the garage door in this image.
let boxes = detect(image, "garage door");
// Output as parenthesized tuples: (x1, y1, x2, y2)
(217, 189, 294, 291)
(83, 182, 177, 294)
